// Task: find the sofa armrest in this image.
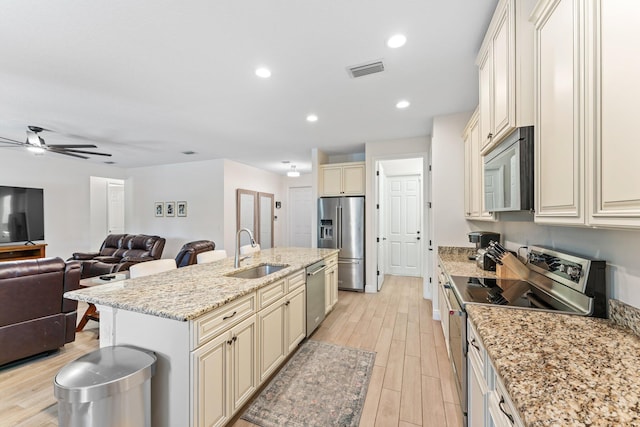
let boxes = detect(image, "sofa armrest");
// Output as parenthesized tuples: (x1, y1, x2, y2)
(62, 261, 82, 313)
(70, 252, 100, 260)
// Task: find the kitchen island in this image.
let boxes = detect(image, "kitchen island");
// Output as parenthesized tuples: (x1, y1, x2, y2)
(65, 247, 339, 427)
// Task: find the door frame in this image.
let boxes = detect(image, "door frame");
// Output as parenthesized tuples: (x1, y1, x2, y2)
(372, 153, 430, 294)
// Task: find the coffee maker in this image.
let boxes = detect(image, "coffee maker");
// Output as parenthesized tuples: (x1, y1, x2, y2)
(468, 231, 501, 271)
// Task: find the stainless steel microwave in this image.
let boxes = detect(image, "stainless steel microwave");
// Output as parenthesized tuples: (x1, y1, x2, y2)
(483, 126, 534, 212)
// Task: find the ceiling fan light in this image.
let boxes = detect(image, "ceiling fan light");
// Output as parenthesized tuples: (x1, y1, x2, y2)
(27, 145, 45, 154)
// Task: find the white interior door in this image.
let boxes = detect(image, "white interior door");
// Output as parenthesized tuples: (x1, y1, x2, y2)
(107, 182, 125, 235)
(387, 175, 422, 277)
(288, 186, 312, 247)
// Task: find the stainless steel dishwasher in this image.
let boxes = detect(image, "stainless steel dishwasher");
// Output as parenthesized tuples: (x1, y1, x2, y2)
(306, 260, 326, 336)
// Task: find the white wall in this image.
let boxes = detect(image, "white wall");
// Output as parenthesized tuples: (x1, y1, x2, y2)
(0, 149, 126, 258)
(126, 159, 226, 259)
(221, 159, 287, 252)
(431, 112, 475, 315)
(365, 136, 431, 294)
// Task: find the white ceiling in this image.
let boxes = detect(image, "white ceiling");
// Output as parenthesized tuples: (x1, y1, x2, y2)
(0, 0, 497, 175)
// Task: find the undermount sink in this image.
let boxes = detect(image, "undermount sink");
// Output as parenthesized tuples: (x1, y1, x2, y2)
(225, 263, 289, 279)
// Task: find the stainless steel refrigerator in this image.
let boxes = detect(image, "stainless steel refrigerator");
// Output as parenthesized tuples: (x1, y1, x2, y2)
(317, 196, 365, 291)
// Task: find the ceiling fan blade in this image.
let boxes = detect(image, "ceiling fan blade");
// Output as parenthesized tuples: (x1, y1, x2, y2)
(47, 144, 98, 149)
(0, 136, 25, 146)
(52, 148, 112, 157)
(46, 148, 89, 159)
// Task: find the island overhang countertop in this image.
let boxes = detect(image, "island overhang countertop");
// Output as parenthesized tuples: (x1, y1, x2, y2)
(65, 247, 339, 321)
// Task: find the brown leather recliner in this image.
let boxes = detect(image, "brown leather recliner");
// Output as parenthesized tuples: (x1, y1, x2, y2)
(70, 234, 166, 279)
(0, 257, 81, 366)
(175, 240, 215, 268)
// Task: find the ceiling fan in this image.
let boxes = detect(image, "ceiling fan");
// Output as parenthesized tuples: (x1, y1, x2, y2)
(0, 126, 112, 159)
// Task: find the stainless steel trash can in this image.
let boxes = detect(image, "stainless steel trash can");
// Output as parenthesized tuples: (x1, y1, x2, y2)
(54, 345, 157, 427)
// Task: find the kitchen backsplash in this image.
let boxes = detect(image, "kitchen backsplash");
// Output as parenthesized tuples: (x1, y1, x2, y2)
(609, 299, 640, 337)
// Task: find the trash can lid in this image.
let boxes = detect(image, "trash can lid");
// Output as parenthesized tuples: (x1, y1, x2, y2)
(54, 346, 157, 403)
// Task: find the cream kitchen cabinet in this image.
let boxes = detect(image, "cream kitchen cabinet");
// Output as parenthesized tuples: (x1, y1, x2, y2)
(257, 269, 306, 383)
(532, 0, 640, 228)
(531, 0, 586, 225)
(437, 266, 450, 354)
(478, 0, 535, 154)
(586, 0, 640, 228)
(463, 108, 495, 221)
(319, 162, 365, 196)
(324, 254, 338, 314)
(192, 314, 257, 427)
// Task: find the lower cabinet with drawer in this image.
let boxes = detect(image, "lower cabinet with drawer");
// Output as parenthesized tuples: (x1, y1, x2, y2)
(467, 319, 524, 427)
(257, 270, 306, 383)
(191, 269, 307, 427)
(324, 254, 338, 314)
(192, 314, 258, 427)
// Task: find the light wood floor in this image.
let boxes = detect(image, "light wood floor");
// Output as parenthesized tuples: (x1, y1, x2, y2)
(233, 275, 463, 427)
(0, 276, 462, 427)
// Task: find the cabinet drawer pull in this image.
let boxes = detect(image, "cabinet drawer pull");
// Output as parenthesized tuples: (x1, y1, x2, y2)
(223, 311, 237, 321)
(470, 339, 480, 351)
(499, 396, 514, 424)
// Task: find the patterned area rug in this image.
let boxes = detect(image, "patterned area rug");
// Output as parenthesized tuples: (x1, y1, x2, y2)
(241, 340, 376, 427)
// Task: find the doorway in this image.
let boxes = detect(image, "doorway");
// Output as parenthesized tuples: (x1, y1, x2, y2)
(90, 177, 125, 249)
(375, 157, 426, 291)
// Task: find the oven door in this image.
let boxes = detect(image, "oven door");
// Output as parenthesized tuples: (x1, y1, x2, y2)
(447, 286, 467, 418)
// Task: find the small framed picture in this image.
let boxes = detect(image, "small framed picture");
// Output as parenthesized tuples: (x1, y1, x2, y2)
(165, 201, 176, 217)
(177, 201, 187, 217)
(155, 202, 164, 217)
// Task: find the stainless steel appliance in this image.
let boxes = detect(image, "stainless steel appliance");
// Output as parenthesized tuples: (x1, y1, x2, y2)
(306, 260, 326, 336)
(317, 196, 365, 291)
(468, 231, 501, 271)
(443, 245, 606, 426)
(483, 126, 534, 212)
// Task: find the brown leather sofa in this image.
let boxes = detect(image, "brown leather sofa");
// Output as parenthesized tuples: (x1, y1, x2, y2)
(175, 240, 215, 267)
(70, 234, 166, 279)
(0, 257, 81, 366)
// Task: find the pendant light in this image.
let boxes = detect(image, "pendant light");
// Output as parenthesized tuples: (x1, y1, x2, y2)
(287, 165, 300, 177)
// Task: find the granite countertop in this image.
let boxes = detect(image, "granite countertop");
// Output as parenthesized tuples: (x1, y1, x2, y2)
(467, 305, 640, 426)
(65, 247, 338, 321)
(438, 246, 497, 279)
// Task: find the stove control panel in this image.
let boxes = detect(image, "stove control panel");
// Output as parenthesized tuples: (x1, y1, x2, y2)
(526, 246, 596, 292)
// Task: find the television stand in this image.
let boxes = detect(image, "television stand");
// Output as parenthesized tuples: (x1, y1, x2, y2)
(0, 243, 47, 261)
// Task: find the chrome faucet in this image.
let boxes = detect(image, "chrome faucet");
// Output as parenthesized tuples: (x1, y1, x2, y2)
(234, 228, 257, 268)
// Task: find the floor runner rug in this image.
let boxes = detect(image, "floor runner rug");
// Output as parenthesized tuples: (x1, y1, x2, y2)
(241, 339, 376, 427)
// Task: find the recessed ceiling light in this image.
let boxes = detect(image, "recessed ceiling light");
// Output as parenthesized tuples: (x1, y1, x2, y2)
(396, 100, 410, 109)
(387, 34, 407, 48)
(255, 67, 272, 78)
(306, 114, 318, 122)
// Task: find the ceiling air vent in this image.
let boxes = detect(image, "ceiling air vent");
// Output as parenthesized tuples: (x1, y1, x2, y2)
(347, 60, 385, 78)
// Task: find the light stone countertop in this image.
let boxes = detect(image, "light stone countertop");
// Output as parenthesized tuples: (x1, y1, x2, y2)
(438, 246, 497, 279)
(65, 247, 339, 321)
(467, 305, 640, 426)
(437, 246, 640, 425)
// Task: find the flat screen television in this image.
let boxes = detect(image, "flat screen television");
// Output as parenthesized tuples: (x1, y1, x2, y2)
(0, 185, 45, 244)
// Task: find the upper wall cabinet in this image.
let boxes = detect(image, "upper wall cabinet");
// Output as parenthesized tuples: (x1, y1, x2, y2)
(463, 108, 495, 221)
(587, 0, 640, 228)
(531, 0, 586, 225)
(532, 0, 640, 228)
(319, 162, 365, 196)
(478, 0, 536, 155)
